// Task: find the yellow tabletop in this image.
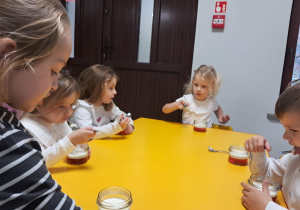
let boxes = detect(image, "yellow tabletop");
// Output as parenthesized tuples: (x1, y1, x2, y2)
(50, 118, 287, 210)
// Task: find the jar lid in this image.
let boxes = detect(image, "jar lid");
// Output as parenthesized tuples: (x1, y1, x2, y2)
(229, 145, 248, 159)
(248, 174, 280, 191)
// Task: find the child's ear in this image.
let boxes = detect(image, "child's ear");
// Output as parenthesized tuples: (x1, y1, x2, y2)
(0, 38, 17, 59)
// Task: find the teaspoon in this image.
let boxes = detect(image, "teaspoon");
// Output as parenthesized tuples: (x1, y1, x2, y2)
(208, 146, 229, 153)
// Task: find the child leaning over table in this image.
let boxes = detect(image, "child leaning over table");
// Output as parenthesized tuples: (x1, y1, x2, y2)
(21, 72, 95, 168)
(241, 82, 300, 210)
(69, 64, 134, 138)
(162, 65, 230, 127)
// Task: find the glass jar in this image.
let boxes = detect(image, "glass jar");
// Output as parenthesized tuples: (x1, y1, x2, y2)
(67, 143, 90, 165)
(228, 145, 248, 166)
(248, 175, 280, 201)
(96, 186, 133, 210)
(193, 119, 206, 132)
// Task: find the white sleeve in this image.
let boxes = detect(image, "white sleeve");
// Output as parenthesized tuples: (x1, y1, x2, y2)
(71, 105, 94, 128)
(92, 120, 123, 139)
(212, 98, 219, 111)
(265, 201, 287, 210)
(250, 152, 287, 184)
(175, 96, 185, 102)
(42, 135, 75, 168)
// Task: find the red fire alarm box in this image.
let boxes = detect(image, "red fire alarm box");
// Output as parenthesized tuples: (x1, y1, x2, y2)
(212, 15, 225, 28)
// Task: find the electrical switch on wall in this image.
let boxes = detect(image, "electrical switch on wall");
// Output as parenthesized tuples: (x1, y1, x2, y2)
(212, 15, 225, 28)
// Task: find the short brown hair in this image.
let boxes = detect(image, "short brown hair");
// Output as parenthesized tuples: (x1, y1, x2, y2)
(275, 82, 300, 119)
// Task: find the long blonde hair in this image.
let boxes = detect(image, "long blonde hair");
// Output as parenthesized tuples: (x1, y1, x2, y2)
(78, 64, 119, 111)
(0, 0, 70, 102)
(184, 65, 221, 97)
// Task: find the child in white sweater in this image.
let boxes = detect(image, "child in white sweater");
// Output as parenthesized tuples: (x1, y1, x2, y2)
(70, 64, 134, 139)
(241, 82, 300, 210)
(21, 72, 95, 168)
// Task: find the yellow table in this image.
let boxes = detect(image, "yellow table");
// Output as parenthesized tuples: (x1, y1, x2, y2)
(50, 118, 287, 209)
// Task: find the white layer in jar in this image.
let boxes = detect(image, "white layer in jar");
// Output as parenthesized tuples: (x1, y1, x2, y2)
(98, 198, 130, 210)
(67, 147, 88, 165)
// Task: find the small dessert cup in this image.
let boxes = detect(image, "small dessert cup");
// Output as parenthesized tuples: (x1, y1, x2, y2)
(193, 119, 206, 132)
(67, 143, 90, 165)
(228, 145, 248, 166)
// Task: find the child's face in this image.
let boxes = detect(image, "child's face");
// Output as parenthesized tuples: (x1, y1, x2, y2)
(192, 74, 211, 101)
(38, 92, 78, 124)
(6, 26, 72, 112)
(280, 111, 300, 155)
(99, 77, 117, 105)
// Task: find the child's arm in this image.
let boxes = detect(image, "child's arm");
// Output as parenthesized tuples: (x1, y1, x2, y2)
(162, 100, 188, 114)
(241, 136, 288, 210)
(41, 127, 95, 168)
(214, 105, 230, 124)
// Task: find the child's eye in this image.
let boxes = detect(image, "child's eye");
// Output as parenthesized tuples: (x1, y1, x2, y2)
(290, 129, 298, 132)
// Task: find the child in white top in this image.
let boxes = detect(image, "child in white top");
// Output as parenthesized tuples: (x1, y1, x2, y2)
(21, 72, 95, 168)
(241, 83, 300, 210)
(162, 65, 230, 127)
(70, 64, 134, 138)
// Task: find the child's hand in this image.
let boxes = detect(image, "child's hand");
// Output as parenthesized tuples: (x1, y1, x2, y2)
(68, 127, 95, 146)
(241, 180, 272, 210)
(218, 115, 230, 124)
(124, 124, 134, 134)
(177, 100, 189, 110)
(244, 136, 271, 153)
(117, 114, 130, 129)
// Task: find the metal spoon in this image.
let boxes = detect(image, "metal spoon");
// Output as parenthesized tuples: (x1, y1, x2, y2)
(275, 150, 292, 154)
(208, 146, 229, 153)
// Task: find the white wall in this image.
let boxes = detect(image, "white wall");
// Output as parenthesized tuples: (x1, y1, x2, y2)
(192, 0, 293, 158)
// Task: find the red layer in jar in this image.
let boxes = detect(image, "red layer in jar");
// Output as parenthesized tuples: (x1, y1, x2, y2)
(228, 155, 248, 166)
(193, 125, 206, 132)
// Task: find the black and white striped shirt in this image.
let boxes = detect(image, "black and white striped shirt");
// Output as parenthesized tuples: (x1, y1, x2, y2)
(0, 107, 82, 209)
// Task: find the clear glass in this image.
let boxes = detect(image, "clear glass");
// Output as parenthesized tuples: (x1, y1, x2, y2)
(193, 119, 206, 132)
(67, 143, 90, 165)
(228, 145, 248, 166)
(96, 187, 133, 210)
(248, 175, 280, 201)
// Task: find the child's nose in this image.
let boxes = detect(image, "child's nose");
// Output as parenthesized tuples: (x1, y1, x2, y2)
(283, 132, 290, 140)
(51, 78, 58, 91)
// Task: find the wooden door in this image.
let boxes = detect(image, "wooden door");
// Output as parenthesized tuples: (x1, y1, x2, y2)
(64, 0, 198, 123)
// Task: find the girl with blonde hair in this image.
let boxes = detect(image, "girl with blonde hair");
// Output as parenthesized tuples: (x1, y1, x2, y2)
(162, 65, 230, 127)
